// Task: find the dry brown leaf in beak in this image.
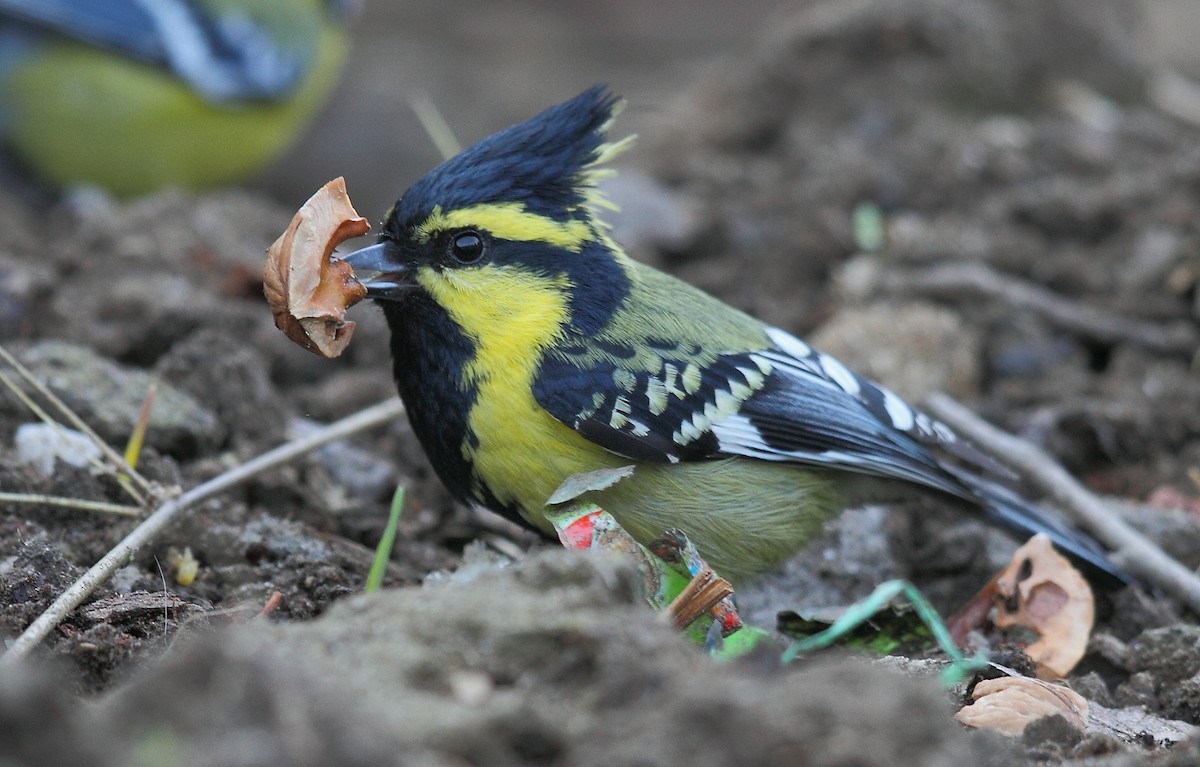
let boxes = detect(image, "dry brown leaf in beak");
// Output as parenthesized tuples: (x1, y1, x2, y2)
(263, 177, 369, 358)
(995, 534, 1095, 680)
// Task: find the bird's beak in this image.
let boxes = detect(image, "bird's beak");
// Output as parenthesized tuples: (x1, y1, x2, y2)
(341, 242, 413, 299)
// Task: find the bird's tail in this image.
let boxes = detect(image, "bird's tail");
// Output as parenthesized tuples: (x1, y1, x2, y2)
(944, 466, 1134, 587)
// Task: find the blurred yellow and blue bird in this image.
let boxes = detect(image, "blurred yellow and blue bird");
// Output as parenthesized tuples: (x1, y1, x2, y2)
(0, 0, 358, 196)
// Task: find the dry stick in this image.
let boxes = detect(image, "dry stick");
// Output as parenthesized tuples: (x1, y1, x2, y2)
(664, 566, 734, 631)
(884, 262, 1198, 355)
(925, 393, 1200, 612)
(0, 397, 407, 668)
(0, 492, 141, 517)
(409, 91, 462, 161)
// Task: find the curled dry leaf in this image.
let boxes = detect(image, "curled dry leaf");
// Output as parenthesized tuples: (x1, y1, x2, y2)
(955, 675, 1088, 736)
(263, 177, 369, 358)
(995, 534, 1094, 679)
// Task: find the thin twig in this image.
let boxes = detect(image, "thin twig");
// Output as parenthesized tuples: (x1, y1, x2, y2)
(409, 91, 461, 161)
(0, 492, 141, 517)
(883, 262, 1198, 355)
(153, 555, 168, 641)
(0, 345, 156, 500)
(0, 370, 144, 505)
(925, 392, 1200, 612)
(257, 590, 284, 618)
(0, 397, 406, 668)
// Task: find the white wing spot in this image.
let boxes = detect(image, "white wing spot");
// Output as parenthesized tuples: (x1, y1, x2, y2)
(662, 363, 684, 398)
(681, 363, 703, 395)
(818, 353, 861, 396)
(609, 395, 631, 429)
(678, 419, 702, 441)
(881, 388, 915, 431)
(645, 375, 668, 415)
(750, 354, 774, 375)
(767, 327, 812, 359)
(712, 413, 774, 456)
(713, 388, 739, 416)
(703, 401, 722, 421)
(736, 365, 765, 390)
(932, 421, 956, 442)
(612, 368, 637, 392)
(727, 379, 752, 402)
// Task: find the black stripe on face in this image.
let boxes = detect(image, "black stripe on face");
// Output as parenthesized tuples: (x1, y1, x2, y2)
(487, 237, 630, 336)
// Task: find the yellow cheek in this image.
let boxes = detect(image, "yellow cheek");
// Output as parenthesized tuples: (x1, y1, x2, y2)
(417, 264, 569, 376)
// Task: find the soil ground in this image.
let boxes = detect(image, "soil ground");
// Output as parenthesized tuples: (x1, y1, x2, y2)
(2, 1, 1200, 765)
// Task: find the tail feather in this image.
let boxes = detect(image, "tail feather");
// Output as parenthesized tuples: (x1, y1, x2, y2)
(944, 466, 1134, 587)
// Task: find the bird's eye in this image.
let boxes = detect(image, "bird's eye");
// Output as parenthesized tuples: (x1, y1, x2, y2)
(448, 231, 486, 264)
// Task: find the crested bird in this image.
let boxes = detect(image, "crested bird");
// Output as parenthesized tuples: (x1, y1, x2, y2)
(342, 86, 1127, 585)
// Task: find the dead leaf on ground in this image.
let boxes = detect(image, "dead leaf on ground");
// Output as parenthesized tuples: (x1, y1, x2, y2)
(994, 533, 1094, 679)
(263, 177, 369, 358)
(946, 571, 1000, 647)
(955, 674, 1088, 736)
(80, 592, 203, 625)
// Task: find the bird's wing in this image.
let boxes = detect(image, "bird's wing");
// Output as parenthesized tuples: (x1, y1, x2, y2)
(0, 0, 165, 61)
(0, 0, 308, 102)
(535, 325, 1131, 584)
(533, 325, 967, 497)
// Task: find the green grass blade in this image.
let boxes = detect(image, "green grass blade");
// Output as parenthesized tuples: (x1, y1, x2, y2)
(365, 485, 405, 593)
(123, 381, 156, 470)
(780, 579, 989, 685)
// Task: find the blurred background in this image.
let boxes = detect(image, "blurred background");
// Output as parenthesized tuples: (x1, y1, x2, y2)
(253, 0, 793, 217)
(258, 0, 1200, 218)
(4, 0, 1199, 216)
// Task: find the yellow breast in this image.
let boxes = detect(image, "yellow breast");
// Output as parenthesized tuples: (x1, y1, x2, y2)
(417, 262, 624, 527)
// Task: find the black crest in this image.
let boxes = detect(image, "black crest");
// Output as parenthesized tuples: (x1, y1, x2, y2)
(391, 86, 624, 228)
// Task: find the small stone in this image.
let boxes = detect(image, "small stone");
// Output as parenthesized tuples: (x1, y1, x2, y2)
(9, 341, 223, 458)
(14, 423, 103, 477)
